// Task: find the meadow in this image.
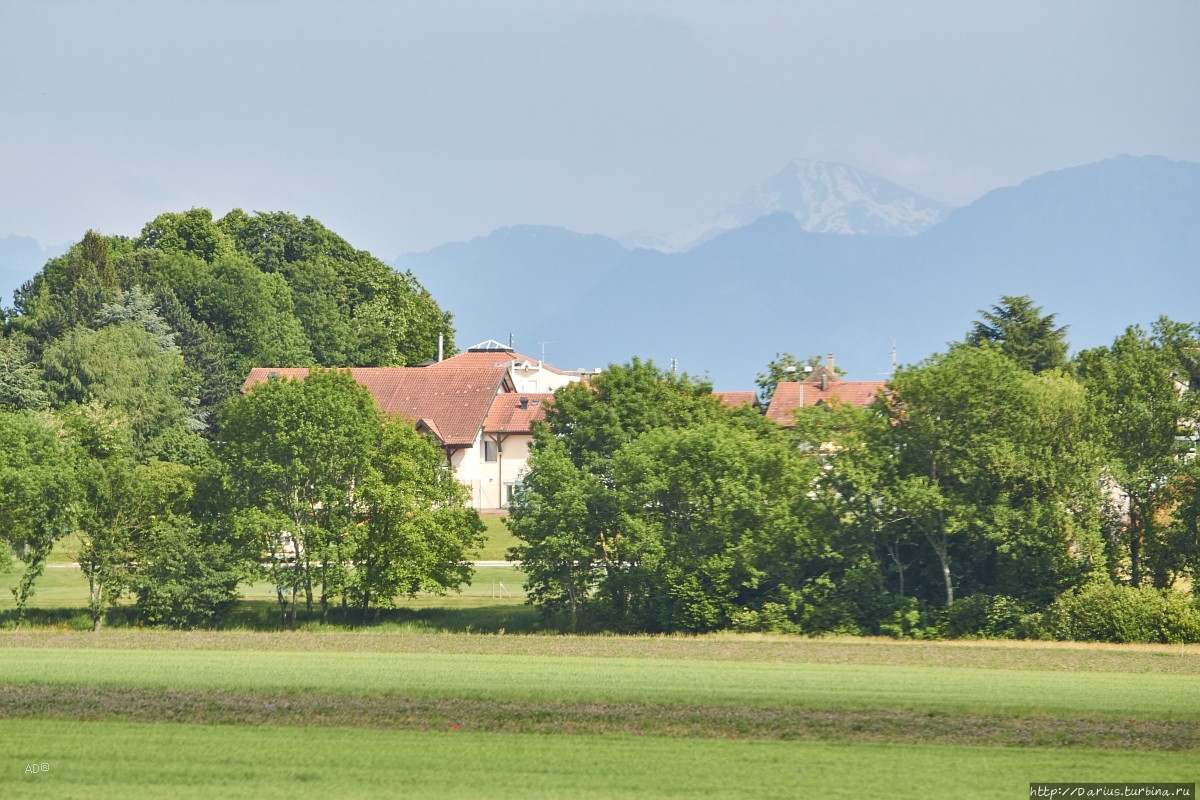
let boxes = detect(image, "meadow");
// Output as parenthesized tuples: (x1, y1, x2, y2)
(2, 522, 1198, 798)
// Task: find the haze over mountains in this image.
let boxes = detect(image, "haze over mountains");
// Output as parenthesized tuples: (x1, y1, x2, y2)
(2, 155, 1195, 392)
(627, 159, 952, 251)
(398, 155, 1199, 390)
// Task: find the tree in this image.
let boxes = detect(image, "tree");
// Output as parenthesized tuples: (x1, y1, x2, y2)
(882, 344, 1104, 607)
(216, 209, 455, 366)
(62, 402, 198, 631)
(136, 208, 234, 264)
(604, 422, 819, 632)
(509, 358, 823, 632)
(219, 369, 380, 626)
(347, 419, 483, 619)
(506, 436, 608, 629)
(132, 519, 243, 629)
(219, 369, 480, 626)
(967, 295, 1068, 374)
(0, 336, 49, 410)
(41, 322, 204, 460)
(1076, 320, 1200, 588)
(0, 410, 77, 623)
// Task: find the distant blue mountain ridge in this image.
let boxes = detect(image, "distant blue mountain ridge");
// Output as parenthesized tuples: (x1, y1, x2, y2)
(396, 155, 1200, 390)
(0, 235, 69, 308)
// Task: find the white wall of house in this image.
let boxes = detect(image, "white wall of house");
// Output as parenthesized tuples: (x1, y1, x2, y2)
(506, 361, 577, 394)
(452, 432, 535, 510)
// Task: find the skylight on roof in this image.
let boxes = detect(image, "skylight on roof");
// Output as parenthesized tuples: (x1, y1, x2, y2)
(468, 339, 515, 352)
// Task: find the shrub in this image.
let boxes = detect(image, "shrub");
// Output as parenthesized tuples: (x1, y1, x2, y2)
(1044, 582, 1200, 644)
(731, 602, 801, 635)
(945, 594, 1029, 639)
(133, 524, 243, 629)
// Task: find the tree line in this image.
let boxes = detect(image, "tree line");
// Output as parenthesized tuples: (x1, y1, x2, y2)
(0, 210, 476, 629)
(509, 298, 1200, 642)
(3, 220, 1199, 644)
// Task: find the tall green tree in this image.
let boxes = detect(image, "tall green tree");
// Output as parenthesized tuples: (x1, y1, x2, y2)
(967, 295, 1069, 374)
(62, 402, 198, 630)
(510, 359, 822, 632)
(217, 209, 454, 366)
(0, 410, 78, 623)
(219, 370, 380, 626)
(882, 344, 1104, 607)
(1076, 320, 1200, 588)
(347, 419, 483, 619)
(42, 322, 204, 460)
(0, 336, 49, 410)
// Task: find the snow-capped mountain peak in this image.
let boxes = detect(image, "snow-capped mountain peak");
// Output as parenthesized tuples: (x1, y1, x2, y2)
(659, 158, 951, 251)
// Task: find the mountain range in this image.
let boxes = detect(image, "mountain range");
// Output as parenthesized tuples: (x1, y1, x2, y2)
(397, 155, 1200, 390)
(2, 155, 1195, 392)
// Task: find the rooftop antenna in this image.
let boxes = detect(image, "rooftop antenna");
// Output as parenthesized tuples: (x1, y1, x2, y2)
(537, 341, 553, 365)
(879, 340, 898, 377)
(508, 333, 514, 349)
(670, 357, 678, 375)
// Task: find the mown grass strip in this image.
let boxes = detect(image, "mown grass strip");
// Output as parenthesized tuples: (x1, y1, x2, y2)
(4, 719, 1197, 800)
(1, 684, 1195, 750)
(4, 629, 1198, 674)
(3, 646, 1198, 720)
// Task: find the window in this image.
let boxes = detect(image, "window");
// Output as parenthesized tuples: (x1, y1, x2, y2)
(483, 440, 498, 462)
(505, 483, 517, 505)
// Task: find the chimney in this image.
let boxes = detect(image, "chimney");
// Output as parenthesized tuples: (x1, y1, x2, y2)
(519, 397, 529, 410)
(827, 353, 835, 371)
(438, 334, 444, 362)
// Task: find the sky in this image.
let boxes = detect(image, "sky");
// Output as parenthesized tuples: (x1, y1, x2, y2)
(2, 0, 1197, 260)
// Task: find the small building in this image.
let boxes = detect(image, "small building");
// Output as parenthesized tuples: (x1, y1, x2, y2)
(242, 341, 585, 510)
(765, 355, 886, 427)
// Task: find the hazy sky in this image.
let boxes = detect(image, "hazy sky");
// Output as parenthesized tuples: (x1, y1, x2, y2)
(2, 1, 1197, 258)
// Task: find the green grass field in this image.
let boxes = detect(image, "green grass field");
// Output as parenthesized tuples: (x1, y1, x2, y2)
(5, 719, 1193, 800)
(3, 520, 1198, 798)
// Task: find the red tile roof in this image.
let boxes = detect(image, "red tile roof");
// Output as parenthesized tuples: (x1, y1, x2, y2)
(484, 393, 554, 434)
(242, 366, 511, 447)
(713, 391, 760, 409)
(431, 348, 569, 375)
(765, 380, 886, 425)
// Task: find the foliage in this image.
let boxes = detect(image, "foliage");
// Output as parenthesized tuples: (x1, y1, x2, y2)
(42, 322, 204, 459)
(1075, 319, 1200, 588)
(132, 521, 243, 629)
(881, 344, 1104, 607)
(510, 359, 826, 633)
(0, 410, 77, 622)
(220, 369, 480, 626)
(1043, 581, 1200, 643)
(219, 369, 381, 625)
(0, 336, 49, 410)
(346, 418, 484, 618)
(966, 294, 1069, 373)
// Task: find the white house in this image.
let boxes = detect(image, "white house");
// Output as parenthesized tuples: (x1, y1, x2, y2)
(242, 341, 587, 510)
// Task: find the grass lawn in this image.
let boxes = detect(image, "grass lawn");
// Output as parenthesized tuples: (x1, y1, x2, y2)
(470, 513, 520, 560)
(1, 631, 1196, 798)
(3, 719, 1193, 800)
(2, 644, 1198, 720)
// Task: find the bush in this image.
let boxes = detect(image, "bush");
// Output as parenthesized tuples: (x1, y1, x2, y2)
(877, 597, 943, 640)
(945, 594, 1029, 639)
(133, 525, 243, 629)
(1044, 582, 1200, 644)
(731, 602, 801, 635)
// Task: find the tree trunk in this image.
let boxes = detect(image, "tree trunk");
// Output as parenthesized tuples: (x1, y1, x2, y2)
(1129, 497, 1142, 588)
